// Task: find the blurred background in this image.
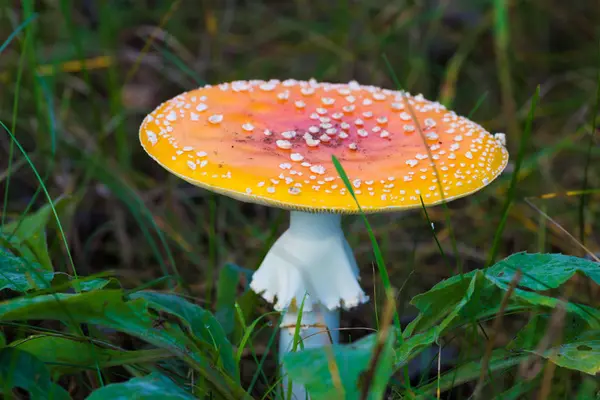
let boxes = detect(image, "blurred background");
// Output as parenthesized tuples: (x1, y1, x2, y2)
(0, 0, 599, 396)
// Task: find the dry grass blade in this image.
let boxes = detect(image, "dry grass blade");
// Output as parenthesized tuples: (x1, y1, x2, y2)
(524, 198, 600, 262)
(124, 0, 183, 83)
(382, 53, 461, 288)
(513, 274, 582, 400)
(359, 288, 397, 400)
(324, 344, 345, 398)
(538, 279, 577, 399)
(473, 268, 522, 398)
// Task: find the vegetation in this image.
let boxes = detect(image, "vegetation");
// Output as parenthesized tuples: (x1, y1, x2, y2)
(0, 0, 599, 398)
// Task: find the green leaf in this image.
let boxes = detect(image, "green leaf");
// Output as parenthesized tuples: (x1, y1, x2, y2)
(486, 252, 600, 290)
(405, 271, 490, 338)
(415, 349, 527, 398)
(11, 335, 172, 377)
(405, 253, 600, 337)
(0, 290, 194, 354)
(544, 338, 600, 375)
(0, 289, 249, 400)
(1, 199, 67, 272)
(73, 277, 118, 291)
(404, 273, 473, 336)
(398, 273, 508, 375)
(0, 247, 117, 294)
(395, 329, 438, 369)
(509, 314, 590, 350)
(433, 271, 486, 336)
(497, 285, 600, 328)
(86, 371, 194, 400)
(215, 263, 242, 336)
(131, 291, 238, 382)
(50, 273, 119, 293)
(0, 347, 71, 400)
(284, 330, 396, 400)
(0, 247, 53, 292)
(575, 377, 599, 399)
(509, 314, 600, 375)
(493, 378, 541, 400)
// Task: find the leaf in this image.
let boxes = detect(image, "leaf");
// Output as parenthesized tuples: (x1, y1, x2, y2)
(509, 314, 589, 349)
(404, 273, 474, 336)
(493, 378, 541, 400)
(0, 247, 53, 292)
(0, 290, 194, 353)
(405, 253, 600, 337)
(74, 277, 119, 291)
(1, 199, 68, 272)
(575, 377, 599, 399)
(131, 291, 238, 382)
(50, 273, 119, 292)
(0, 247, 118, 294)
(405, 271, 491, 338)
(0, 347, 71, 400)
(545, 339, 600, 375)
(509, 314, 600, 375)
(86, 371, 194, 400)
(486, 252, 600, 290)
(415, 349, 528, 398)
(11, 335, 172, 377)
(397, 273, 505, 378)
(0, 289, 249, 400)
(433, 271, 487, 336)
(496, 284, 600, 328)
(395, 329, 438, 369)
(283, 329, 396, 400)
(215, 263, 242, 336)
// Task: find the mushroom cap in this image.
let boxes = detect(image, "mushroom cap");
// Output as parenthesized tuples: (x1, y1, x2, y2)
(139, 79, 508, 214)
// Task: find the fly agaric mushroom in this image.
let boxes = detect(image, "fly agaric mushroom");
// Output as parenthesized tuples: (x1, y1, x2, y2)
(138, 78, 509, 397)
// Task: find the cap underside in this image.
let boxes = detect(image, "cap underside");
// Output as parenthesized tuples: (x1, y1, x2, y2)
(139, 79, 509, 214)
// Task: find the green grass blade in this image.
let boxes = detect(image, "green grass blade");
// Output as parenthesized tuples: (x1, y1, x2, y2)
(419, 197, 447, 264)
(494, 0, 519, 139)
(0, 12, 37, 55)
(2, 15, 31, 228)
(235, 311, 278, 365)
(577, 36, 600, 243)
(487, 86, 540, 266)
(331, 156, 401, 337)
(467, 91, 490, 119)
(0, 121, 77, 283)
(247, 313, 283, 395)
(382, 53, 461, 275)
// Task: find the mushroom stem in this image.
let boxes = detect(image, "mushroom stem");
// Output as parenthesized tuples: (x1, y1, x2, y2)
(279, 305, 339, 399)
(250, 211, 368, 311)
(250, 210, 369, 397)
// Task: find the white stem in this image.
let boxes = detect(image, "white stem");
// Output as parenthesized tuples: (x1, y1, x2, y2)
(250, 211, 368, 311)
(279, 306, 339, 400)
(250, 211, 369, 399)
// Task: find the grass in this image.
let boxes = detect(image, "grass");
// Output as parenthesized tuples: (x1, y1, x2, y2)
(0, 0, 599, 399)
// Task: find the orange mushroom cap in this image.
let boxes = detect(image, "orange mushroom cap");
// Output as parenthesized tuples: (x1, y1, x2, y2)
(139, 79, 508, 214)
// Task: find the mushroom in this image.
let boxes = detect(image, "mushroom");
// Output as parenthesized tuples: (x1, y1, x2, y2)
(138, 79, 509, 398)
